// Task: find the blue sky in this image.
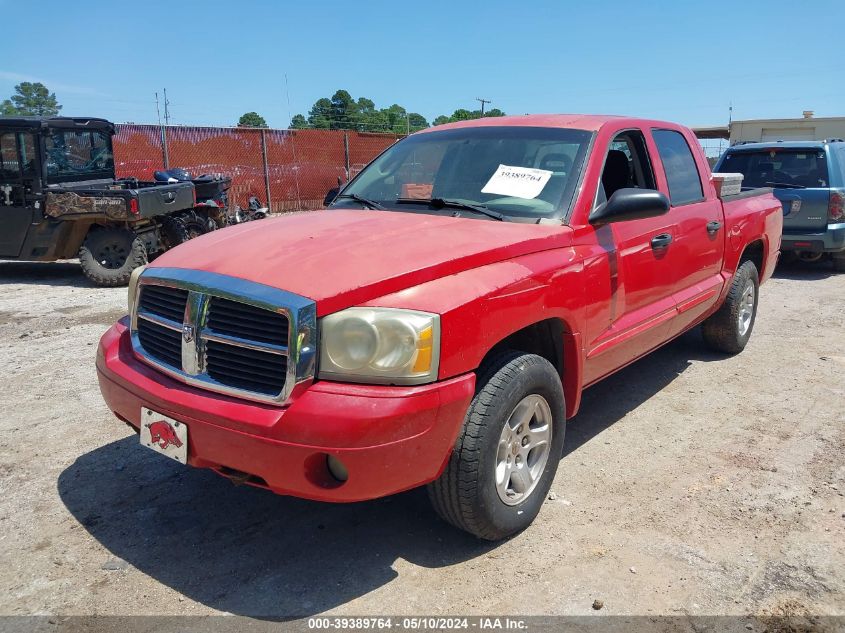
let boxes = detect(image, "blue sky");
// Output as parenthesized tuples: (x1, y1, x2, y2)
(2, 0, 843, 129)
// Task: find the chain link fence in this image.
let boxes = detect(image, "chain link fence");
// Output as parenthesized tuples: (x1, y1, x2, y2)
(113, 125, 403, 212)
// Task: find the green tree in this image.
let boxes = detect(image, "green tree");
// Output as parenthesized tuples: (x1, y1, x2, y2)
(433, 106, 506, 125)
(289, 114, 308, 129)
(238, 111, 268, 127)
(307, 97, 333, 128)
(4, 82, 61, 116)
(329, 89, 358, 130)
(407, 113, 429, 132)
(294, 90, 433, 133)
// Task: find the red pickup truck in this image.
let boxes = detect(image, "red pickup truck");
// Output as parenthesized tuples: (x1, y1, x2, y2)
(96, 115, 782, 540)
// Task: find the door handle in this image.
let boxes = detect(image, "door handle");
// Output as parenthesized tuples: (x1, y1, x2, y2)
(707, 220, 723, 234)
(651, 233, 673, 249)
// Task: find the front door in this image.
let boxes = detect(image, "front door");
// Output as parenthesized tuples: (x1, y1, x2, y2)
(0, 130, 37, 257)
(583, 129, 681, 384)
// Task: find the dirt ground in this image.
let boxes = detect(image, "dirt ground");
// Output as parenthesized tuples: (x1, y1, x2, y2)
(0, 258, 843, 620)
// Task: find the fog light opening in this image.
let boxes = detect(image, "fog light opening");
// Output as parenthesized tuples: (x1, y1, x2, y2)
(326, 454, 349, 483)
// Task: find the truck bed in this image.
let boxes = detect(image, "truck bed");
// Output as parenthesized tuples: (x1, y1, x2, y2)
(44, 180, 194, 221)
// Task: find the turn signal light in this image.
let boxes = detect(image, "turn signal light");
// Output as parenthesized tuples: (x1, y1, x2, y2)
(129, 199, 139, 216)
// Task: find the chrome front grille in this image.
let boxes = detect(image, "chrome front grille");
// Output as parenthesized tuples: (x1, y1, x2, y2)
(206, 296, 289, 346)
(138, 285, 189, 324)
(137, 318, 182, 368)
(130, 268, 317, 405)
(205, 340, 287, 395)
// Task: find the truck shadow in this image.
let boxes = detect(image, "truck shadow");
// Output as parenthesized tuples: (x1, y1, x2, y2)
(564, 328, 713, 457)
(58, 329, 711, 618)
(772, 258, 836, 281)
(0, 261, 92, 287)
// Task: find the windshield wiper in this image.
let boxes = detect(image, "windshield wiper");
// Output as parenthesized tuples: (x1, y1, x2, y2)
(334, 193, 384, 209)
(764, 181, 806, 189)
(395, 197, 508, 221)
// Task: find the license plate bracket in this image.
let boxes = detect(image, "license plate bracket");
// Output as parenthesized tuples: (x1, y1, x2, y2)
(139, 407, 188, 464)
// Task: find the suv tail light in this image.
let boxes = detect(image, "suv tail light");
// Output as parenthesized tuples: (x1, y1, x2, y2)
(830, 190, 845, 222)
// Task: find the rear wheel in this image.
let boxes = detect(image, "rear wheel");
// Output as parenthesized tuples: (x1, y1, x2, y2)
(832, 254, 845, 273)
(702, 260, 759, 354)
(78, 227, 148, 287)
(175, 211, 208, 240)
(427, 352, 565, 540)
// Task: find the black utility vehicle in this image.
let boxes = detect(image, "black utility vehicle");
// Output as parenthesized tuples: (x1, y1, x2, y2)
(0, 116, 229, 285)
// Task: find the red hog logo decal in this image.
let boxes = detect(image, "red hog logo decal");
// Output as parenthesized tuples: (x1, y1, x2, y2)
(146, 420, 183, 450)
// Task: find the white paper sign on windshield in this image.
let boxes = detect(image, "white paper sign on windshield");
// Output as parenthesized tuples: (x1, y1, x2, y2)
(481, 164, 553, 199)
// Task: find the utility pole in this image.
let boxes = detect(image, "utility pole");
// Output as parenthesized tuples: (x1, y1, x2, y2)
(406, 112, 410, 136)
(163, 88, 171, 126)
(157, 90, 170, 168)
(155, 92, 162, 127)
(476, 97, 491, 116)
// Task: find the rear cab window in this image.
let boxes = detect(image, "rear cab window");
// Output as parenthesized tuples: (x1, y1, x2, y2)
(720, 147, 830, 189)
(652, 129, 705, 205)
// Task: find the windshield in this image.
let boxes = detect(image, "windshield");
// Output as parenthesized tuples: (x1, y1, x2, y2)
(720, 148, 829, 189)
(331, 126, 593, 220)
(44, 129, 114, 181)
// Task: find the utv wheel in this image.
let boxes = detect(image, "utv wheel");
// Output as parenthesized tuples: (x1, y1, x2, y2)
(702, 260, 759, 354)
(79, 227, 148, 287)
(176, 211, 208, 240)
(427, 352, 565, 540)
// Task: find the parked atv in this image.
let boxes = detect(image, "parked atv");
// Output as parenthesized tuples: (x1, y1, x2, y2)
(0, 116, 226, 286)
(154, 168, 232, 233)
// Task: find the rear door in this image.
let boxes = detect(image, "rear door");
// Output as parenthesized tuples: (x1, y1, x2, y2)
(0, 130, 37, 257)
(650, 128, 726, 336)
(719, 147, 830, 233)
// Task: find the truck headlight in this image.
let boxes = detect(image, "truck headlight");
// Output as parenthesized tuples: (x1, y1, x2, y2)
(127, 265, 147, 313)
(319, 308, 440, 384)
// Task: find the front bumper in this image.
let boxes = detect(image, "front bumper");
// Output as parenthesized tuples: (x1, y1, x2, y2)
(96, 319, 475, 502)
(781, 223, 845, 254)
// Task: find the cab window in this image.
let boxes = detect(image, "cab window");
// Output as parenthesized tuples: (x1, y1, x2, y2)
(652, 129, 704, 205)
(597, 130, 656, 205)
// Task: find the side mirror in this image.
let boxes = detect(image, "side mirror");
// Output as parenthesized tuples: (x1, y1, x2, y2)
(589, 188, 670, 225)
(323, 187, 339, 206)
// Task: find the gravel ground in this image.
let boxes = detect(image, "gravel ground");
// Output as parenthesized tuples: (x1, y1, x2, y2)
(0, 258, 843, 620)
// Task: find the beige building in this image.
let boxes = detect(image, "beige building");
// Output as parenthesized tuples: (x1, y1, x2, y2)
(695, 112, 845, 145)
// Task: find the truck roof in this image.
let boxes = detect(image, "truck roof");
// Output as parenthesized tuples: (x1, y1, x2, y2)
(415, 114, 681, 134)
(0, 116, 115, 133)
(726, 140, 844, 151)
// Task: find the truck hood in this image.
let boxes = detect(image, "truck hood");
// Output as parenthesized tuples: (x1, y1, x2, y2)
(152, 210, 572, 315)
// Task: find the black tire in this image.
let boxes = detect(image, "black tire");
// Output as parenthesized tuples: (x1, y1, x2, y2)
(702, 260, 759, 354)
(78, 227, 148, 287)
(160, 215, 190, 250)
(175, 211, 208, 240)
(832, 255, 845, 273)
(427, 352, 566, 540)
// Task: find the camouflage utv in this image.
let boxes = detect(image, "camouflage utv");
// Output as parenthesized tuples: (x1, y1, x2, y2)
(0, 116, 224, 286)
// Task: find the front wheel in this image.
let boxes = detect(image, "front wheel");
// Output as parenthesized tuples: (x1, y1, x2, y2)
(78, 227, 148, 287)
(702, 260, 759, 354)
(427, 352, 565, 540)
